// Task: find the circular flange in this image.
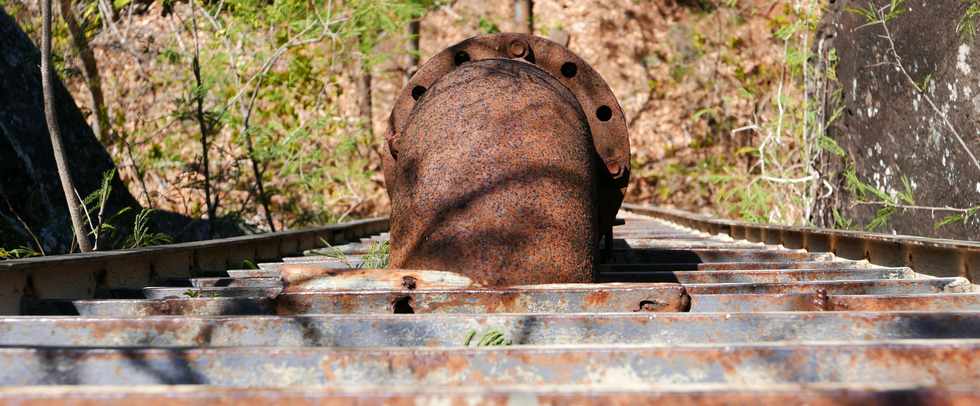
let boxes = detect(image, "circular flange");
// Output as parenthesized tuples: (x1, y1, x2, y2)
(386, 33, 630, 180)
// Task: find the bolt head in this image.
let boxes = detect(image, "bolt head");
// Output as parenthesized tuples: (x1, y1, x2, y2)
(508, 40, 527, 58)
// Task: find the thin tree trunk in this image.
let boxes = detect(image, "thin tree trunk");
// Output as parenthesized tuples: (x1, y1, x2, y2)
(514, 0, 533, 34)
(58, 0, 111, 144)
(241, 81, 276, 232)
(41, 0, 93, 252)
(357, 60, 374, 138)
(405, 19, 420, 85)
(189, 2, 215, 236)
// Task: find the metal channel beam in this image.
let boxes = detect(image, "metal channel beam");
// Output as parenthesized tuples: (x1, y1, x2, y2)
(189, 278, 280, 288)
(685, 278, 971, 295)
(0, 218, 388, 315)
(692, 293, 980, 312)
(0, 341, 976, 386)
(601, 262, 869, 271)
(74, 292, 980, 317)
(254, 260, 869, 275)
(276, 284, 689, 314)
(218, 268, 909, 286)
(596, 268, 911, 283)
(142, 287, 282, 300)
(79, 284, 689, 315)
(142, 277, 971, 301)
(624, 204, 980, 281)
(0, 384, 975, 405)
(73, 298, 277, 317)
(253, 260, 870, 275)
(0, 312, 977, 347)
(607, 249, 832, 263)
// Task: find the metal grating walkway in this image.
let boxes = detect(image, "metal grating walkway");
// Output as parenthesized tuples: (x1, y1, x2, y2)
(0, 209, 977, 403)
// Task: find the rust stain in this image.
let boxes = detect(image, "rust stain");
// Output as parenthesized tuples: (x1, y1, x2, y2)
(583, 290, 611, 308)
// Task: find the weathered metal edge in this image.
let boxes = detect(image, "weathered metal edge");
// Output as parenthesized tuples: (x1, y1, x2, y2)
(0, 218, 388, 315)
(0, 217, 389, 271)
(0, 383, 975, 406)
(623, 203, 980, 281)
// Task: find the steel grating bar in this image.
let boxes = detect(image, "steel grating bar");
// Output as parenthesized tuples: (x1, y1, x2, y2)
(606, 249, 833, 263)
(142, 277, 970, 301)
(142, 287, 282, 300)
(218, 266, 904, 284)
(73, 292, 980, 316)
(692, 293, 980, 312)
(0, 340, 976, 386)
(216, 268, 908, 286)
(601, 262, 870, 271)
(276, 284, 689, 314)
(73, 298, 277, 317)
(255, 260, 869, 275)
(231, 264, 875, 279)
(0, 384, 976, 405)
(596, 268, 911, 283)
(0, 312, 977, 347)
(189, 278, 280, 288)
(685, 277, 972, 295)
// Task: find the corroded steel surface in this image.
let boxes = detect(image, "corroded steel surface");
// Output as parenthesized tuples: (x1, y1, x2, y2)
(386, 33, 630, 182)
(0, 384, 977, 405)
(691, 293, 980, 312)
(1, 205, 979, 400)
(1, 312, 977, 347)
(624, 204, 980, 281)
(0, 341, 977, 386)
(72, 298, 276, 317)
(386, 58, 598, 285)
(275, 284, 690, 314)
(384, 33, 631, 286)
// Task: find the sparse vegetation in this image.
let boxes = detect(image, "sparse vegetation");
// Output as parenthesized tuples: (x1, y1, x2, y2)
(311, 238, 389, 269)
(2, 0, 976, 258)
(361, 240, 390, 269)
(463, 329, 512, 347)
(635, 0, 839, 225)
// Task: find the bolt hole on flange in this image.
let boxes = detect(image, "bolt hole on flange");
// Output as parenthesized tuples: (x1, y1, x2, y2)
(560, 62, 577, 78)
(411, 86, 426, 101)
(596, 105, 613, 121)
(454, 50, 471, 66)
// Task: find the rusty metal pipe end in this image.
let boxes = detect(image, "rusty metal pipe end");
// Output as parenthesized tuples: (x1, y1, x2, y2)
(384, 34, 630, 286)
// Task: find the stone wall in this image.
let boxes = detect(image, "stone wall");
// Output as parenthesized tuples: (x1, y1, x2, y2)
(816, 0, 980, 240)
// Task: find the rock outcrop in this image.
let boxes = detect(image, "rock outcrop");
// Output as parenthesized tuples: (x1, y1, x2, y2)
(816, 0, 980, 239)
(0, 7, 148, 253)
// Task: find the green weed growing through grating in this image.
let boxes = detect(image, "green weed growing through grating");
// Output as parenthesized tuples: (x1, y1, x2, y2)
(312, 238, 388, 269)
(360, 240, 390, 269)
(463, 329, 512, 347)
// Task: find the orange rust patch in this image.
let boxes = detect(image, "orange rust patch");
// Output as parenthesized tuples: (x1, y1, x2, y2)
(583, 290, 611, 308)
